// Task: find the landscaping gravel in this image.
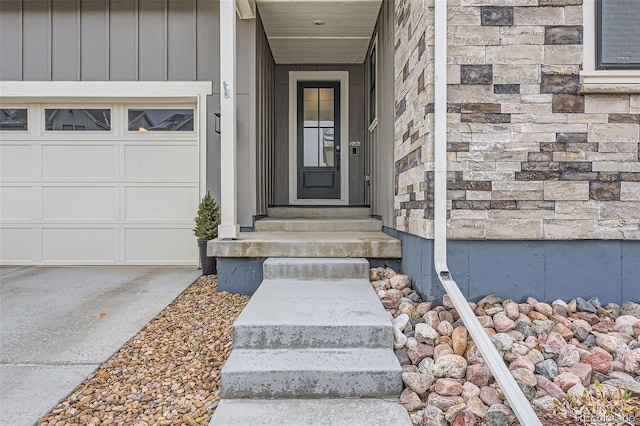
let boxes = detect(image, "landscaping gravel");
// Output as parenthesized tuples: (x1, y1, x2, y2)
(37, 275, 249, 426)
(34, 268, 639, 426)
(372, 266, 640, 426)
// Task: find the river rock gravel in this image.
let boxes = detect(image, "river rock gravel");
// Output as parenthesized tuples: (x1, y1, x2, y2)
(37, 275, 249, 426)
(372, 266, 640, 426)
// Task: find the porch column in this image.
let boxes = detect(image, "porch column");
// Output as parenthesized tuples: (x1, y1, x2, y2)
(218, 0, 240, 239)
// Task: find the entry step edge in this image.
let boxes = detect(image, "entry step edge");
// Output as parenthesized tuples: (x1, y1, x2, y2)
(210, 399, 412, 426)
(267, 207, 371, 218)
(263, 257, 370, 280)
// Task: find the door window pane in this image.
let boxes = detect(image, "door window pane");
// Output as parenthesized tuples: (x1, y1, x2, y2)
(303, 89, 319, 126)
(303, 128, 320, 167)
(0, 109, 28, 131)
(45, 109, 111, 131)
(319, 88, 334, 127)
(128, 109, 194, 132)
(301, 85, 336, 168)
(322, 128, 334, 166)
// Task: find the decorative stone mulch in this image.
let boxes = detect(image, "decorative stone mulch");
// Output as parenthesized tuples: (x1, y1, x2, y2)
(371, 267, 640, 426)
(36, 268, 639, 426)
(38, 275, 249, 426)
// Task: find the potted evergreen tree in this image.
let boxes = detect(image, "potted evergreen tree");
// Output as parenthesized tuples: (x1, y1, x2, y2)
(193, 192, 220, 275)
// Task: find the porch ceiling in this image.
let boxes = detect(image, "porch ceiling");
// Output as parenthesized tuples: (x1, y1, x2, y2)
(255, 0, 382, 64)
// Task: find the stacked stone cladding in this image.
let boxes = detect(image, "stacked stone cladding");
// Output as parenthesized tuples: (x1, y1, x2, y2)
(394, 0, 640, 240)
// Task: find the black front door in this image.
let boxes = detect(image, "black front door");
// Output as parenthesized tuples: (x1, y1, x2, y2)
(297, 81, 340, 199)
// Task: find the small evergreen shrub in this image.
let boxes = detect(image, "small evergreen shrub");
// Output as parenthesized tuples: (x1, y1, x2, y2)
(193, 192, 220, 240)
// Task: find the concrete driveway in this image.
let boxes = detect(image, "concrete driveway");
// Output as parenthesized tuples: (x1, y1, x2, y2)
(0, 266, 200, 426)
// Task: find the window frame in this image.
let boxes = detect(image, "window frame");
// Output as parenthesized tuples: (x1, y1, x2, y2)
(595, 0, 640, 70)
(581, 0, 640, 93)
(0, 107, 29, 132)
(43, 107, 113, 132)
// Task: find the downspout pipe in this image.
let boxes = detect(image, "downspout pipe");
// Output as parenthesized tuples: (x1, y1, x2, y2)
(432, 2, 542, 424)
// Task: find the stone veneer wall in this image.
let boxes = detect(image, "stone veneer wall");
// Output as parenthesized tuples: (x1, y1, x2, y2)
(394, 0, 640, 241)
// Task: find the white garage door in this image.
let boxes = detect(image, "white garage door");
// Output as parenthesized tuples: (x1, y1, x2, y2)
(0, 103, 200, 265)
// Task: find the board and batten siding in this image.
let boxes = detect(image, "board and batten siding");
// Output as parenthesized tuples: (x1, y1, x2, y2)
(255, 13, 275, 215)
(0, 0, 260, 227)
(367, 0, 395, 227)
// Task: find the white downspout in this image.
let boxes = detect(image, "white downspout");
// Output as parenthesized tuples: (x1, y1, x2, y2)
(432, 2, 542, 424)
(218, 0, 240, 239)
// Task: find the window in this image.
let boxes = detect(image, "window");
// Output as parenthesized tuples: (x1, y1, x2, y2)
(45, 109, 111, 131)
(368, 37, 377, 128)
(597, 0, 640, 69)
(581, 0, 640, 93)
(0, 108, 28, 131)
(128, 109, 194, 132)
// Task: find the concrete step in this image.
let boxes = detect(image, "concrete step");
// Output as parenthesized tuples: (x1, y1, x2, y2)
(210, 399, 412, 426)
(233, 278, 392, 349)
(267, 207, 371, 218)
(263, 258, 370, 280)
(208, 231, 401, 258)
(220, 347, 403, 399)
(254, 217, 381, 232)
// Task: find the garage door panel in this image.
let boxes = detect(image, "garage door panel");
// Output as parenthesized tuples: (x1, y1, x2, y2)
(125, 186, 197, 220)
(1, 186, 33, 219)
(124, 145, 198, 180)
(42, 228, 116, 261)
(125, 228, 197, 262)
(0, 228, 34, 262)
(1, 145, 32, 178)
(42, 145, 115, 179)
(1, 100, 200, 265)
(42, 186, 117, 220)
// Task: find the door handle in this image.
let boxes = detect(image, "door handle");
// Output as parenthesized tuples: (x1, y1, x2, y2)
(335, 145, 340, 171)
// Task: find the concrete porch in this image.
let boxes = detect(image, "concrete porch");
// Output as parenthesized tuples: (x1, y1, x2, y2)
(207, 207, 402, 294)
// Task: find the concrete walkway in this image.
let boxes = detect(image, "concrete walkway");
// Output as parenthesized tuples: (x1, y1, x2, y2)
(0, 266, 200, 426)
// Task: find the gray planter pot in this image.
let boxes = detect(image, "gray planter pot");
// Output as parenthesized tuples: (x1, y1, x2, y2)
(197, 239, 217, 275)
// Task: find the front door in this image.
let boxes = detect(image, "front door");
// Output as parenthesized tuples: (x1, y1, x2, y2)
(297, 81, 340, 199)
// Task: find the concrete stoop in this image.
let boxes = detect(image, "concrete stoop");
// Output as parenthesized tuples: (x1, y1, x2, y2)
(209, 258, 411, 426)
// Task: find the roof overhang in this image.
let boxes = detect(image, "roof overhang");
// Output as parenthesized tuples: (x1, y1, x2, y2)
(256, 0, 382, 64)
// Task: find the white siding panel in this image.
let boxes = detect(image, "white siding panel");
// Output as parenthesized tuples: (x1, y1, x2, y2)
(0, 186, 33, 220)
(124, 145, 197, 180)
(0, 228, 34, 261)
(0, 145, 32, 178)
(41, 145, 115, 179)
(125, 186, 197, 220)
(42, 186, 116, 220)
(125, 228, 196, 262)
(42, 228, 116, 261)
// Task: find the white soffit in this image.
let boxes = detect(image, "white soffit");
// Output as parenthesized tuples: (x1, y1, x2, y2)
(256, 0, 382, 64)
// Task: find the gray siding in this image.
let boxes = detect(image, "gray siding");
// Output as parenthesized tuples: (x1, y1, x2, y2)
(385, 228, 640, 306)
(0, 0, 259, 227)
(367, 0, 395, 227)
(273, 64, 366, 206)
(255, 15, 275, 214)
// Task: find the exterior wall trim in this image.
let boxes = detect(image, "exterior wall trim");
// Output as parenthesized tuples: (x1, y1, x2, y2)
(288, 71, 350, 206)
(0, 80, 213, 199)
